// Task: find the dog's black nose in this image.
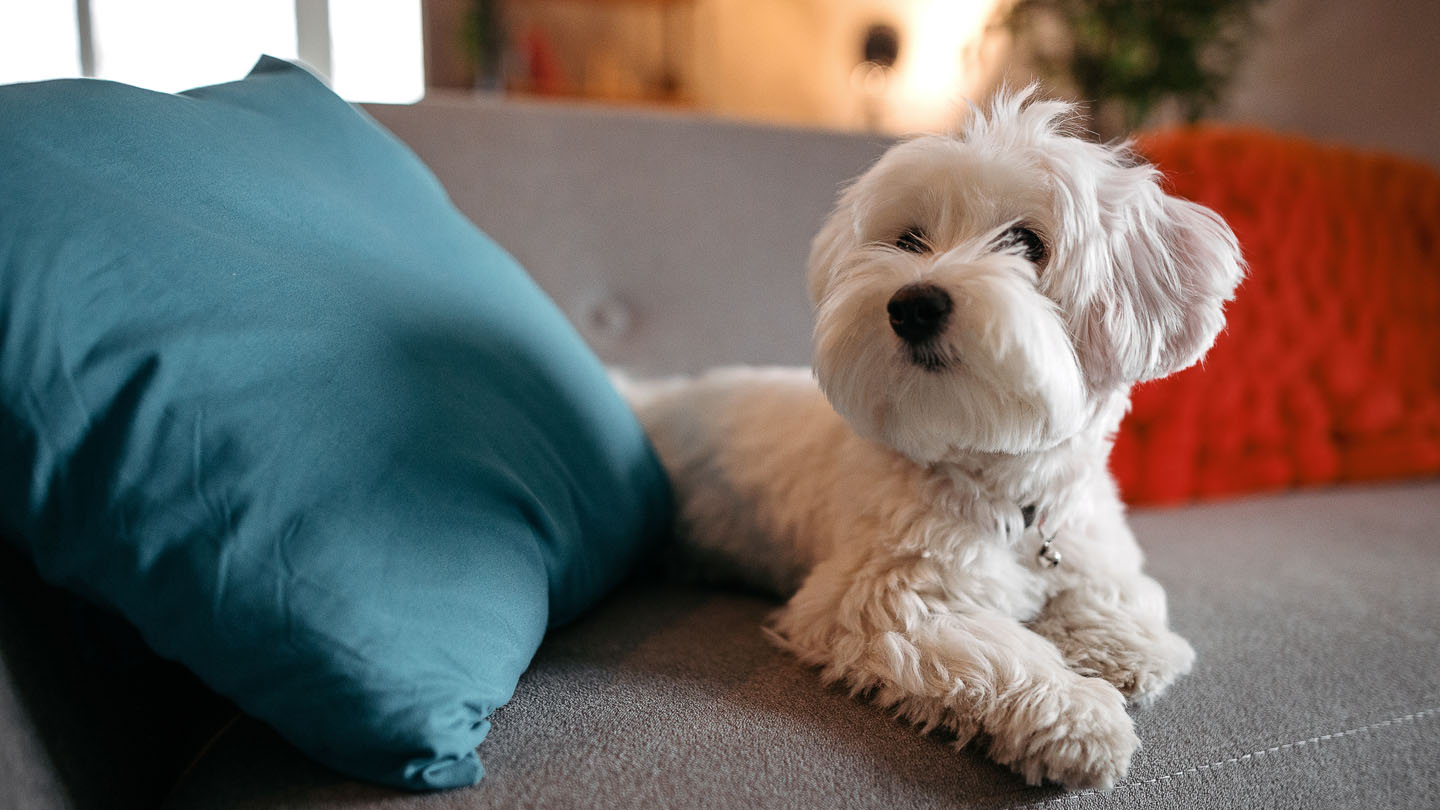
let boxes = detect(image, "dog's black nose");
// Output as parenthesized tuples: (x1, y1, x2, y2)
(887, 283, 952, 344)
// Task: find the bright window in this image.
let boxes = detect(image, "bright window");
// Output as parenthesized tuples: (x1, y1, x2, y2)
(0, 0, 423, 103)
(0, 3, 83, 83)
(327, 0, 425, 104)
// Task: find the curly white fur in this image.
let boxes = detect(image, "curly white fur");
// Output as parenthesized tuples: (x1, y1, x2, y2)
(623, 89, 1243, 791)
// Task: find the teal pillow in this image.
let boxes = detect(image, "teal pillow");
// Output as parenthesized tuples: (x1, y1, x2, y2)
(0, 58, 671, 791)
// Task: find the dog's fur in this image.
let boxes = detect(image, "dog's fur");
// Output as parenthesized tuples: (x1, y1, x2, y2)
(622, 90, 1244, 790)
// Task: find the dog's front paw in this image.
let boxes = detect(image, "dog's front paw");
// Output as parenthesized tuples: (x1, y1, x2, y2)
(1058, 625, 1195, 705)
(988, 676, 1138, 790)
(1031, 593, 1196, 705)
(1116, 629, 1195, 704)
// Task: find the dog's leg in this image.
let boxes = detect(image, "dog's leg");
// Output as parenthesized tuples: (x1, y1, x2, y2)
(1022, 482, 1196, 705)
(770, 558, 1138, 790)
(1028, 574, 1195, 705)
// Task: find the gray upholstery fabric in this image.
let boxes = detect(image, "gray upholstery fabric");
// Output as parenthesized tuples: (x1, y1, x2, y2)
(162, 483, 1440, 810)
(0, 650, 70, 810)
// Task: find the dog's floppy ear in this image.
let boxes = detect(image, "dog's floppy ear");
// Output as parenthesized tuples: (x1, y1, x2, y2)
(1075, 172, 1245, 388)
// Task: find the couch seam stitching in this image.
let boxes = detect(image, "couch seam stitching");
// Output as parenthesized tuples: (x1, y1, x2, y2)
(1021, 706, 1440, 808)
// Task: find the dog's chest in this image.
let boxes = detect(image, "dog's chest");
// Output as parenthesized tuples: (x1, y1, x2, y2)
(915, 529, 1051, 621)
(909, 475, 1057, 621)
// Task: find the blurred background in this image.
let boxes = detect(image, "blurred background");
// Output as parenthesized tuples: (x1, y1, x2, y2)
(2, 0, 1436, 165)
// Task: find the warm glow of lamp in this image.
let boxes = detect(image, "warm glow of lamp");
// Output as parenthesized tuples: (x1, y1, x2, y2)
(889, 0, 1002, 132)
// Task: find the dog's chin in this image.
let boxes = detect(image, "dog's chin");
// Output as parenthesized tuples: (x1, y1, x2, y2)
(816, 338, 1091, 464)
(902, 342, 956, 374)
(816, 329, 1090, 464)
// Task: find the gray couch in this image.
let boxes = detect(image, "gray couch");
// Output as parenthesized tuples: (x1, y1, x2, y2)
(3, 98, 1437, 810)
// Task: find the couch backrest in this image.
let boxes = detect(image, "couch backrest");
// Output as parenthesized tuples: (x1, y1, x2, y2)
(368, 97, 888, 375)
(372, 100, 1440, 505)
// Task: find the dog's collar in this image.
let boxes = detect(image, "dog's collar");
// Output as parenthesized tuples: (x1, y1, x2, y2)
(1021, 503, 1062, 568)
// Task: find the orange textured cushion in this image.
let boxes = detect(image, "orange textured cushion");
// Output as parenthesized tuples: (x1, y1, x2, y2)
(1113, 128, 1440, 505)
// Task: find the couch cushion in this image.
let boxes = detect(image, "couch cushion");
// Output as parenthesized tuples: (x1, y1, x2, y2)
(162, 483, 1440, 810)
(0, 58, 671, 790)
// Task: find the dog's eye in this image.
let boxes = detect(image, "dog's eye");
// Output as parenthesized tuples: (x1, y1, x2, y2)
(997, 225, 1047, 265)
(894, 226, 930, 254)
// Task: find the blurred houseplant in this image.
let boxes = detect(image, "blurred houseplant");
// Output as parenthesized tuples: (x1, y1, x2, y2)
(464, 0, 506, 91)
(1001, 0, 1265, 139)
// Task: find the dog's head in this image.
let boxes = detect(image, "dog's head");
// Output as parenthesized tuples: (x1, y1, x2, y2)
(807, 89, 1244, 463)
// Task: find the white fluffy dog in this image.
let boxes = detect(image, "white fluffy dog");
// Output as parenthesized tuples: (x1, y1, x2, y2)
(623, 90, 1244, 790)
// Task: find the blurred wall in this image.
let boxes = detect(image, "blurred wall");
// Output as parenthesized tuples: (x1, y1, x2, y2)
(1216, 0, 1440, 167)
(422, 0, 1440, 166)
